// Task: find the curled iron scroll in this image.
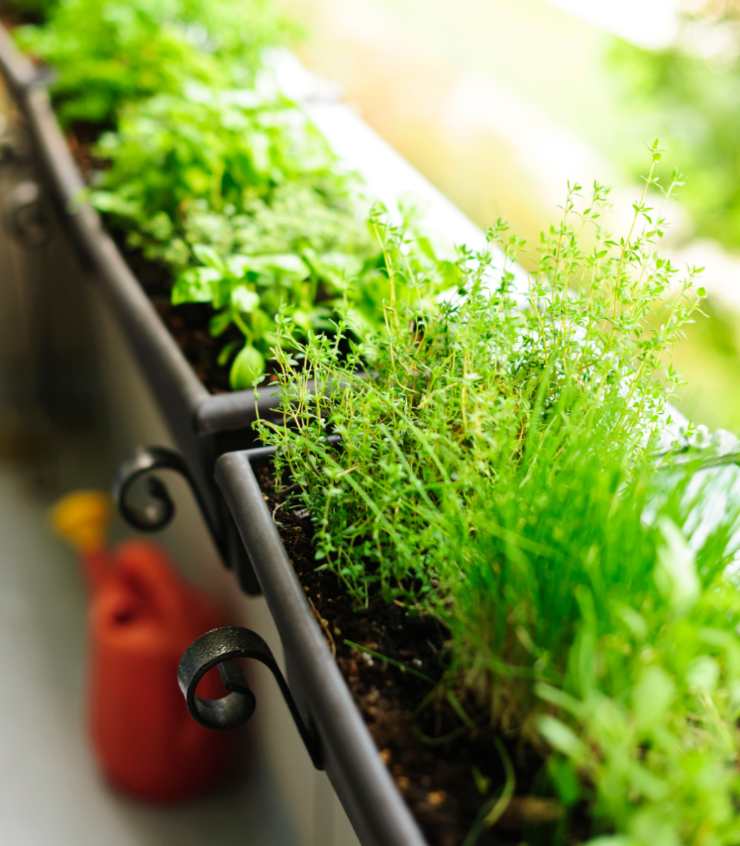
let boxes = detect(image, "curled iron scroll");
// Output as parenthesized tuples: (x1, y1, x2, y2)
(113, 446, 225, 556)
(178, 626, 324, 769)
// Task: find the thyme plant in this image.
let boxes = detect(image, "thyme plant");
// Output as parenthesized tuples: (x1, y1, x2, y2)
(260, 163, 740, 844)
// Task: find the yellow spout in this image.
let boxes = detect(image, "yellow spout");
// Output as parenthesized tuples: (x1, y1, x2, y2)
(51, 491, 112, 554)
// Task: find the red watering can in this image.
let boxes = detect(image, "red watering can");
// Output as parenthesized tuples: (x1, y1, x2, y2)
(51, 491, 232, 802)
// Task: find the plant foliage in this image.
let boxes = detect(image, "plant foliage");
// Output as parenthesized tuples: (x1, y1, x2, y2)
(260, 163, 740, 844)
(10, 0, 461, 387)
(7, 2, 740, 841)
(90, 86, 386, 386)
(15, 0, 295, 125)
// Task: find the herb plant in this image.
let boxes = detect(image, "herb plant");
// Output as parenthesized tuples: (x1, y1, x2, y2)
(261, 161, 740, 843)
(10, 0, 459, 387)
(6, 3, 740, 841)
(89, 86, 457, 387)
(14, 0, 294, 125)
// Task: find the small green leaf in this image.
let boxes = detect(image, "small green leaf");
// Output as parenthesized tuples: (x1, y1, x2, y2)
(231, 286, 260, 314)
(538, 716, 587, 763)
(217, 339, 241, 366)
(229, 344, 265, 389)
(633, 666, 675, 730)
(209, 310, 233, 337)
(146, 211, 174, 241)
(249, 253, 309, 277)
(226, 255, 251, 277)
(686, 656, 720, 695)
(172, 267, 220, 304)
(547, 756, 581, 807)
(192, 244, 223, 269)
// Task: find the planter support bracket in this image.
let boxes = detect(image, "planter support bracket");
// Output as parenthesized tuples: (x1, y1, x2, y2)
(113, 445, 225, 555)
(178, 625, 324, 769)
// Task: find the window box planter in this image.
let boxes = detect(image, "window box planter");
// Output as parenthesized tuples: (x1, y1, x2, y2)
(205, 439, 722, 843)
(210, 446, 428, 846)
(0, 25, 494, 838)
(0, 20, 480, 593)
(6, 16, 736, 846)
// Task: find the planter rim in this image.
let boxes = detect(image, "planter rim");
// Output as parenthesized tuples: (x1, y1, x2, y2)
(215, 447, 428, 846)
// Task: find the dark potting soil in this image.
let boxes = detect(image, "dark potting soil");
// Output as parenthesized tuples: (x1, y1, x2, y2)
(257, 465, 567, 846)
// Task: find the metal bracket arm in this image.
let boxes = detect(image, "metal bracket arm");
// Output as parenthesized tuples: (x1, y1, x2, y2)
(113, 445, 225, 555)
(178, 626, 324, 770)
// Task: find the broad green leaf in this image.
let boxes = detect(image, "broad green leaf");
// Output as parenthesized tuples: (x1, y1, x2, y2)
(231, 286, 260, 314)
(229, 344, 265, 389)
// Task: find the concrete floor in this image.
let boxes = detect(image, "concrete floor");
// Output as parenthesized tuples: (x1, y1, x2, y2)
(0, 431, 303, 846)
(0, 197, 356, 846)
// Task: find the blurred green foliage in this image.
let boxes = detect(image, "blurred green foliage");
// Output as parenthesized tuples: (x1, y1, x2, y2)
(606, 5, 740, 434)
(671, 302, 740, 432)
(609, 7, 740, 248)
(15, 0, 296, 125)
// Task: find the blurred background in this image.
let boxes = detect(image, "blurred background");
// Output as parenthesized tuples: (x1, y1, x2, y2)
(281, 0, 740, 433)
(0, 1, 737, 844)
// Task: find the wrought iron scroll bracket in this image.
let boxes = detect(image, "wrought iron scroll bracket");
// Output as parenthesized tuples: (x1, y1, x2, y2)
(178, 626, 324, 770)
(113, 445, 225, 555)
